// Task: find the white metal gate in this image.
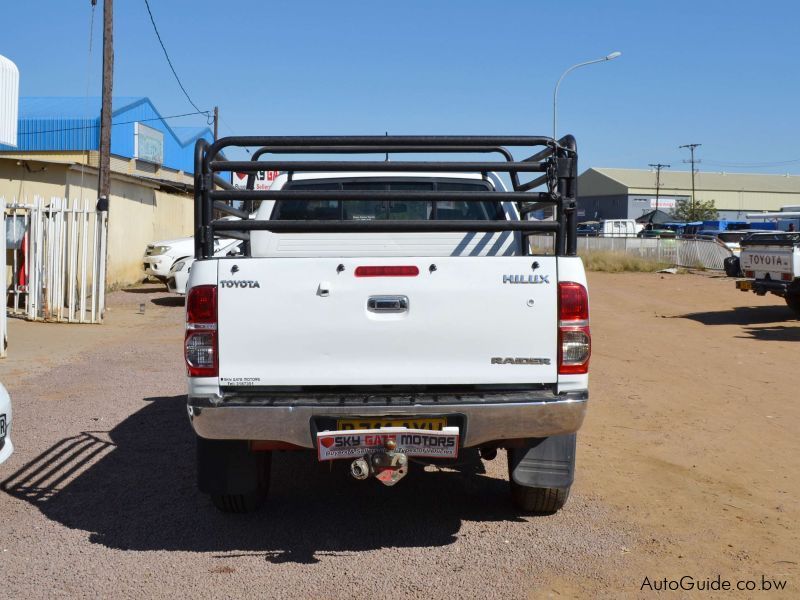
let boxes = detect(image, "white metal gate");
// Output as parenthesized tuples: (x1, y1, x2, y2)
(529, 234, 733, 271)
(3, 197, 107, 354)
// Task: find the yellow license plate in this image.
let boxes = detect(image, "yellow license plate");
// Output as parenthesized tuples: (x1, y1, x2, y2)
(736, 280, 753, 291)
(336, 417, 447, 431)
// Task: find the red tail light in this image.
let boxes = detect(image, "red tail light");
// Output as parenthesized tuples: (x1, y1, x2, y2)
(355, 265, 419, 277)
(186, 285, 218, 377)
(558, 282, 590, 375)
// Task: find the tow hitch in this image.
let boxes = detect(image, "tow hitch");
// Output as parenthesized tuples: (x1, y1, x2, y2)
(350, 438, 408, 486)
(316, 426, 460, 486)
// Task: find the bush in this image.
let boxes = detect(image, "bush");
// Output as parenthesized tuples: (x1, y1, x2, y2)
(579, 250, 671, 273)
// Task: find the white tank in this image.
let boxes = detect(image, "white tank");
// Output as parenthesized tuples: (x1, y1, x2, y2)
(0, 54, 19, 147)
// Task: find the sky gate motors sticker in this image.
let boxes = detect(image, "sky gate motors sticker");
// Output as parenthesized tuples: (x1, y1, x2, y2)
(316, 427, 460, 461)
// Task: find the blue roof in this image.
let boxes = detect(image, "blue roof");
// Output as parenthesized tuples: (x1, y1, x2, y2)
(172, 126, 211, 145)
(17, 96, 146, 119)
(1, 96, 214, 174)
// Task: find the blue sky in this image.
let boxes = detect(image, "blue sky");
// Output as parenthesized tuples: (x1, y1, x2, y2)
(2, 0, 800, 173)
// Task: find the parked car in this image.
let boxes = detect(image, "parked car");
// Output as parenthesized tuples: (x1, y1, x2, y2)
(576, 221, 601, 236)
(167, 240, 243, 295)
(145, 221, 240, 283)
(0, 382, 13, 465)
(143, 236, 195, 282)
(598, 219, 643, 237)
(637, 227, 676, 239)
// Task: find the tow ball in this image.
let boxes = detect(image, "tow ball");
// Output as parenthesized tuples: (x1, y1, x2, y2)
(350, 438, 408, 486)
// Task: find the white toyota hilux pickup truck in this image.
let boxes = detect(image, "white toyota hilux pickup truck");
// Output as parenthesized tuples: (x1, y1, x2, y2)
(185, 135, 590, 514)
(732, 232, 800, 316)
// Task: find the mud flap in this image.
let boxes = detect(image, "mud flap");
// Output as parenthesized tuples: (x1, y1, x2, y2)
(508, 433, 576, 489)
(196, 436, 269, 495)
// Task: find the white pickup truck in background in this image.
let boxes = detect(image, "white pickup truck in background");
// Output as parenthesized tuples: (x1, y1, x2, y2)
(733, 232, 800, 316)
(184, 135, 590, 514)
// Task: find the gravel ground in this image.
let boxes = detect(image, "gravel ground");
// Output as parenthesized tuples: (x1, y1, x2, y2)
(2, 272, 797, 598)
(0, 284, 636, 599)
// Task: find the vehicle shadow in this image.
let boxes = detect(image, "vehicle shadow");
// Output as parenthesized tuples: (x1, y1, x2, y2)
(739, 325, 800, 342)
(121, 285, 166, 294)
(1, 395, 523, 562)
(676, 305, 796, 326)
(151, 297, 184, 307)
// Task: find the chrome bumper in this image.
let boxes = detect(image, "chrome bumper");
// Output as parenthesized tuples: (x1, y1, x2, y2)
(187, 392, 588, 448)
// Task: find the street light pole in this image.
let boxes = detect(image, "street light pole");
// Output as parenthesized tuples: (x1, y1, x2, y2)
(553, 51, 621, 141)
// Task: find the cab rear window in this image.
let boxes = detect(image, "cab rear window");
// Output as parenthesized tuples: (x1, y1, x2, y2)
(271, 179, 504, 221)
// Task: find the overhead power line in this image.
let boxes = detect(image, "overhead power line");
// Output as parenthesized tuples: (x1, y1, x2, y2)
(142, 0, 206, 119)
(702, 158, 800, 168)
(16, 110, 212, 136)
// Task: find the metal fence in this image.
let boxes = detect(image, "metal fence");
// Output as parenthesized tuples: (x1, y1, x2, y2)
(2, 197, 107, 356)
(530, 234, 733, 271)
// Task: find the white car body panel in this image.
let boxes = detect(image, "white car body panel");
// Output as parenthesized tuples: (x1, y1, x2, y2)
(0, 382, 13, 465)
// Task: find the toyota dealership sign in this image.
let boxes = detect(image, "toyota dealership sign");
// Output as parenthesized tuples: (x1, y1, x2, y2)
(231, 170, 280, 190)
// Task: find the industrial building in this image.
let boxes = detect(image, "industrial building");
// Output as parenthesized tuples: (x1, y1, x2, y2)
(577, 168, 800, 222)
(0, 96, 214, 286)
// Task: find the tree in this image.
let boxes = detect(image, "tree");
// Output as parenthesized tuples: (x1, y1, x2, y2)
(671, 197, 718, 221)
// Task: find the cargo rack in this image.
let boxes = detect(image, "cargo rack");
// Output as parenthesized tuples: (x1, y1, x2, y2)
(193, 135, 578, 260)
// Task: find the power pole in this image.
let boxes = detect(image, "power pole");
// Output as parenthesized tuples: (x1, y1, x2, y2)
(679, 143, 701, 216)
(213, 106, 219, 141)
(96, 0, 113, 212)
(648, 163, 670, 215)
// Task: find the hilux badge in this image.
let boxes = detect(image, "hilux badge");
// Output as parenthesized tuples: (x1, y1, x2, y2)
(502, 274, 550, 284)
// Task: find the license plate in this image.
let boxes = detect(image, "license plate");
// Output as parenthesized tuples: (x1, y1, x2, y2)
(317, 427, 459, 461)
(736, 280, 753, 291)
(336, 417, 446, 431)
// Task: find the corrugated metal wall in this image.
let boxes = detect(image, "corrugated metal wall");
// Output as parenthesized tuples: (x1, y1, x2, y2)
(0, 55, 19, 147)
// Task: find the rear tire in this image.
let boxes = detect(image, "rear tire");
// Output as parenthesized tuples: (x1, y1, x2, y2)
(786, 293, 800, 317)
(197, 437, 271, 513)
(509, 480, 570, 514)
(211, 486, 268, 514)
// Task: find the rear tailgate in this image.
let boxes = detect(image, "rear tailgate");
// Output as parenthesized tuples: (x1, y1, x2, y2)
(217, 256, 557, 387)
(740, 245, 799, 279)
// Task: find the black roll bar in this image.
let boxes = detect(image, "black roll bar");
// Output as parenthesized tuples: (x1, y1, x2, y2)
(195, 135, 577, 260)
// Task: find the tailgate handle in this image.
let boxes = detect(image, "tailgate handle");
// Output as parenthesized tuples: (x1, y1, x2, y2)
(367, 295, 409, 313)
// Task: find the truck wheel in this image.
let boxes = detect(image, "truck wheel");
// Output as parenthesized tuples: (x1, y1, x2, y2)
(509, 481, 570, 514)
(211, 487, 268, 514)
(786, 294, 800, 316)
(506, 434, 576, 514)
(196, 437, 271, 513)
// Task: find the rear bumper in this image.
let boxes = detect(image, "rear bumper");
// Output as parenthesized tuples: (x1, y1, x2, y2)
(736, 278, 794, 296)
(187, 390, 588, 448)
(143, 255, 172, 278)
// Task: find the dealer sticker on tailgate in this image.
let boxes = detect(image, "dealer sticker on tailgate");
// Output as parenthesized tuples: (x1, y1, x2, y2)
(317, 426, 459, 461)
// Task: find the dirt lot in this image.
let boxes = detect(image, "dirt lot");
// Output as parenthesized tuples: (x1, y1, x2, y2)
(0, 272, 797, 598)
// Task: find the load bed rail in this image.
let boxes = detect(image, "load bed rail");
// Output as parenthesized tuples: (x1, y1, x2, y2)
(194, 135, 578, 259)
